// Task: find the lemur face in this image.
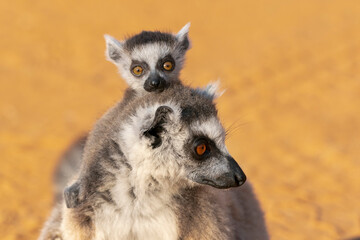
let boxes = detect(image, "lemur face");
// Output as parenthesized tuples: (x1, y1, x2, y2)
(119, 96, 246, 189)
(105, 23, 190, 94)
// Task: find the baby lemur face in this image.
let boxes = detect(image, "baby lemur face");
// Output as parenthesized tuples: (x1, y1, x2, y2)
(105, 23, 190, 93)
(119, 89, 246, 189)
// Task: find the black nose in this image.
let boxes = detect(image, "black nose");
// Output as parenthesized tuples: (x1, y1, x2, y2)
(227, 156, 246, 187)
(150, 78, 160, 87)
(233, 166, 246, 186)
(144, 75, 166, 92)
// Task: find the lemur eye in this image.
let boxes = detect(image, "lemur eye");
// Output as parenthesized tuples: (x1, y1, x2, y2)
(163, 61, 173, 71)
(132, 66, 143, 76)
(195, 141, 210, 156)
(196, 143, 207, 156)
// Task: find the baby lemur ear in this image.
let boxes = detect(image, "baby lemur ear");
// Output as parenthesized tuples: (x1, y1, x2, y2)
(104, 34, 124, 64)
(143, 106, 174, 149)
(175, 22, 191, 52)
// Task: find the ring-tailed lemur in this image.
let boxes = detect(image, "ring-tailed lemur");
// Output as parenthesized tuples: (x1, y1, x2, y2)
(52, 23, 192, 205)
(40, 84, 268, 240)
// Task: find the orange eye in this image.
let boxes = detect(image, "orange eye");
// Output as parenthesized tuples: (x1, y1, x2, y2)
(196, 143, 207, 156)
(132, 66, 143, 76)
(163, 61, 173, 71)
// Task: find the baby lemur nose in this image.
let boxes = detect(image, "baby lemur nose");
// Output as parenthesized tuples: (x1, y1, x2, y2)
(150, 78, 160, 87)
(144, 74, 166, 92)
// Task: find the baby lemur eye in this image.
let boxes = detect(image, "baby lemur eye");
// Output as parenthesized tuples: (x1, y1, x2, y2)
(163, 61, 174, 71)
(132, 66, 144, 76)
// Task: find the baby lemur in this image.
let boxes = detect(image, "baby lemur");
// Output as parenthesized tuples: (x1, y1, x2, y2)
(41, 83, 268, 240)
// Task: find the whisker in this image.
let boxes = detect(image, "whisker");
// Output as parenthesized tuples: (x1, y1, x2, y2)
(225, 119, 251, 140)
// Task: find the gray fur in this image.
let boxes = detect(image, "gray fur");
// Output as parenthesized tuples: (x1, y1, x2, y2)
(60, 22, 193, 209)
(104, 23, 191, 93)
(53, 135, 87, 203)
(54, 23, 192, 205)
(40, 84, 268, 240)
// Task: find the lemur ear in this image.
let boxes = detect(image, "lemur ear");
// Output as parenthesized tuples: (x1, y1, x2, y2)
(194, 80, 225, 101)
(104, 34, 124, 64)
(175, 22, 191, 52)
(143, 106, 174, 149)
(64, 181, 82, 208)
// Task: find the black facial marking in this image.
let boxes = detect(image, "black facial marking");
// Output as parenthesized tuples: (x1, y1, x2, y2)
(156, 54, 175, 72)
(186, 136, 219, 161)
(124, 31, 175, 51)
(192, 138, 211, 159)
(130, 60, 149, 77)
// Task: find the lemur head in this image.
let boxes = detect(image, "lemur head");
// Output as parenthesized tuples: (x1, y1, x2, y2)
(119, 85, 246, 189)
(104, 23, 191, 93)
(64, 84, 244, 209)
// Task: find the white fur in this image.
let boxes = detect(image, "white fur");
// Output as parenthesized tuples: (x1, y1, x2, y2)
(93, 194, 178, 240)
(176, 22, 191, 42)
(92, 102, 186, 240)
(131, 43, 173, 67)
(104, 34, 124, 63)
(204, 80, 225, 99)
(195, 80, 225, 100)
(96, 174, 179, 240)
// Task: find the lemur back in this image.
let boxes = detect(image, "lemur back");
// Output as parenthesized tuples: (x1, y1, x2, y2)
(40, 84, 268, 240)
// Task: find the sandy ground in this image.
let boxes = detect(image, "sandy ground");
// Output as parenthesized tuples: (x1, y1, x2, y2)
(1, 1, 360, 239)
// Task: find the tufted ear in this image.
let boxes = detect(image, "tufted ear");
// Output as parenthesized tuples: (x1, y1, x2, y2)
(143, 106, 174, 149)
(175, 22, 191, 52)
(104, 34, 124, 64)
(64, 181, 82, 208)
(194, 80, 225, 101)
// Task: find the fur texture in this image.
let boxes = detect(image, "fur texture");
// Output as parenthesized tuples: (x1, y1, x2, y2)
(59, 23, 192, 209)
(40, 84, 268, 240)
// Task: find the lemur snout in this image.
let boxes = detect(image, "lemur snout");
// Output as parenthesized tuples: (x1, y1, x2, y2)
(203, 156, 246, 189)
(227, 156, 247, 187)
(150, 78, 160, 88)
(144, 74, 166, 92)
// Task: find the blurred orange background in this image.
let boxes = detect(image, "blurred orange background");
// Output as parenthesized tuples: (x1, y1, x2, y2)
(1, 1, 360, 239)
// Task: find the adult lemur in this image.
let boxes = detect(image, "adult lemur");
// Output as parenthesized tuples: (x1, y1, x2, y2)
(40, 82, 268, 240)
